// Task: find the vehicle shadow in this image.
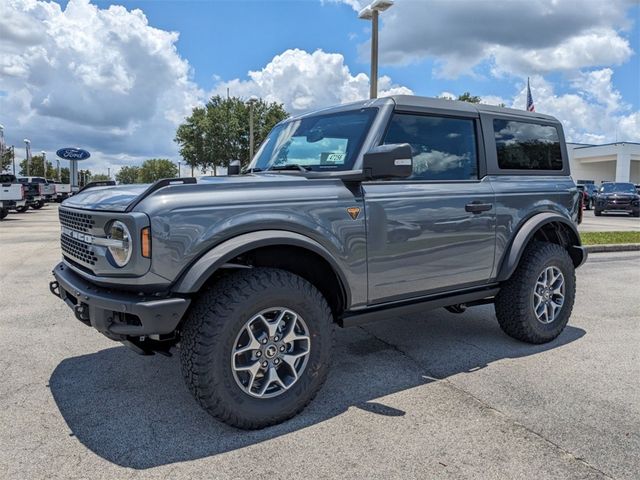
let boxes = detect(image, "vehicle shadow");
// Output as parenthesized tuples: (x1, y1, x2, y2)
(49, 306, 585, 469)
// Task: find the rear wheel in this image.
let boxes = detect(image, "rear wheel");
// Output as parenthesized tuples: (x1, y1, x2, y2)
(632, 209, 640, 218)
(31, 201, 44, 210)
(180, 268, 333, 429)
(594, 208, 602, 216)
(15, 205, 28, 213)
(0, 208, 8, 220)
(495, 242, 576, 344)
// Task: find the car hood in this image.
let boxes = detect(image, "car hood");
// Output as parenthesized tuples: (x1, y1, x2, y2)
(60, 174, 320, 212)
(62, 184, 152, 211)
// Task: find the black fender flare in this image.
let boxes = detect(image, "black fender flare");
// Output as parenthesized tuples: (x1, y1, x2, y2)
(171, 230, 351, 303)
(497, 212, 587, 281)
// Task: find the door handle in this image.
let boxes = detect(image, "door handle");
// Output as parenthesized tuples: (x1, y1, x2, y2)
(465, 202, 492, 214)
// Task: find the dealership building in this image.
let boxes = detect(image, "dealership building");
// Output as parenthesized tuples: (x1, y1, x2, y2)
(567, 142, 640, 185)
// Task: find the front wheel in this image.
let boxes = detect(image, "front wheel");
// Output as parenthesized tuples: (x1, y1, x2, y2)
(15, 205, 28, 213)
(594, 208, 602, 216)
(31, 201, 44, 210)
(494, 242, 576, 344)
(180, 268, 333, 429)
(0, 208, 8, 220)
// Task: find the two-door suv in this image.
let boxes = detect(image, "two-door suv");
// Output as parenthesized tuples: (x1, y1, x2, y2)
(50, 96, 586, 429)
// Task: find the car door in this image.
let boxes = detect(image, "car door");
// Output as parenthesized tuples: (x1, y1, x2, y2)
(363, 111, 496, 305)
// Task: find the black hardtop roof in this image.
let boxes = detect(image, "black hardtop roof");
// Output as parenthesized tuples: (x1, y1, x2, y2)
(286, 95, 559, 124)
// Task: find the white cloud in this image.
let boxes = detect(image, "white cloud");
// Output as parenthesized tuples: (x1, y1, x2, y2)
(0, 0, 202, 174)
(336, 0, 635, 78)
(512, 70, 639, 144)
(212, 48, 412, 114)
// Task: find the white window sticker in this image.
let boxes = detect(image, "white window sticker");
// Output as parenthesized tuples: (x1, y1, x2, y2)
(321, 152, 346, 165)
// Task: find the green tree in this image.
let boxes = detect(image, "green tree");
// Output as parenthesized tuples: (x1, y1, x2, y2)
(18, 155, 58, 178)
(91, 174, 111, 181)
(60, 167, 70, 183)
(115, 166, 141, 184)
(1, 148, 14, 172)
(457, 92, 482, 104)
(78, 169, 92, 187)
(175, 95, 288, 174)
(138, 158, 178, 183)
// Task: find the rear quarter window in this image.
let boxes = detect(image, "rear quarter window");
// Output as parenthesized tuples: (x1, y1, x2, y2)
(494, 119, 562, 170)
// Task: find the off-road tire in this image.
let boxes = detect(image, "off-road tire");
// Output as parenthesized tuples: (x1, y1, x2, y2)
(494, 241, 576, 344)
(180, 268, 334, 429)
(0, 208, 8, 220)
(15, 205, 28, 213)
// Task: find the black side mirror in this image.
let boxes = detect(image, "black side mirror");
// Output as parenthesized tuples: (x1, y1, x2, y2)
(228, 160, 241, 175)
(362, 143, 413, 180)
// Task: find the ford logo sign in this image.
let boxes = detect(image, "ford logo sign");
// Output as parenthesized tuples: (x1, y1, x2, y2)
(56, 148, 91, 160)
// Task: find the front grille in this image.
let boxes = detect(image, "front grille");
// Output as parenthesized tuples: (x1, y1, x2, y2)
(61, 234, 98, 265)
(59, 209, 95, 233)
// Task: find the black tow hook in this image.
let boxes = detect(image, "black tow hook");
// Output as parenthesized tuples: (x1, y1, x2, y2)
(49, 280, 61, 298)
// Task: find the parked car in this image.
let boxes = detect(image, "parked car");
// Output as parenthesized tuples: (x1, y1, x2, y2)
(577, 183, 597, 210)
(594, 182, 640, 217)
(0, 173, 27, 219)
(49, 96, 587, 429)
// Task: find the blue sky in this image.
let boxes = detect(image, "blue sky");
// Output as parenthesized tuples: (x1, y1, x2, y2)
(2, 0, 639, 174)
(86, 0, 639, 109)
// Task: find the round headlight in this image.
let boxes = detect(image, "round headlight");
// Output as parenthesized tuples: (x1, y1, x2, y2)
(107, 220, 132, 267)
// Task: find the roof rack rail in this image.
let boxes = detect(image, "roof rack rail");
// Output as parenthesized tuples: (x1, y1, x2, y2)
(125, 177, 197, 212)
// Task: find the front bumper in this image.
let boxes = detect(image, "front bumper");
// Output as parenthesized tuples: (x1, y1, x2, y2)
(50, 262, 190, 338)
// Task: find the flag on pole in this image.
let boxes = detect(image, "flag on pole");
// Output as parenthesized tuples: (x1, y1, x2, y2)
(526, 77, 535, 112)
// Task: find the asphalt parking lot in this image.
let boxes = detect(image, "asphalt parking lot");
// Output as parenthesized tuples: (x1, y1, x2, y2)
(579, 209, 640, 232)
(1, 205, 639, 479)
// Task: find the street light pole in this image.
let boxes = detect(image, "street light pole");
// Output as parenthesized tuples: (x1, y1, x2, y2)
(370, 9, 379, 99)
(177, 161, 181, 178)
(41, 151, 46, 178)
(0, 125, 5, 161)
(24, 139, 31, 176)
(358, 0, 394, 99)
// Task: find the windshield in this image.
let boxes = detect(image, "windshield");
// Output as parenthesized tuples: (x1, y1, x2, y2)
(600, 183, 635, 194)
(249, 108, 377, 172)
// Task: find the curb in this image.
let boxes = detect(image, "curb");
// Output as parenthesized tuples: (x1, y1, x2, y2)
(584, 243, 640, 253)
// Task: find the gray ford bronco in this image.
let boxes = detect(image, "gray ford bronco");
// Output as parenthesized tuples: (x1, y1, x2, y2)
(50, 96, 586, 429)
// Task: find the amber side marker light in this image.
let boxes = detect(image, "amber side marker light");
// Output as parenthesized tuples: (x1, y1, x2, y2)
(141, 227, 151, 258)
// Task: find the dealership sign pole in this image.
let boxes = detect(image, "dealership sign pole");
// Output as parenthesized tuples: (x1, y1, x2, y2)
(56, 148, 90, 193)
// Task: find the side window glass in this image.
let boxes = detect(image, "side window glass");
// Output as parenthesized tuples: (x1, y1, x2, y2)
(383, 114, 478, 181)
(493, 119, 562, 170)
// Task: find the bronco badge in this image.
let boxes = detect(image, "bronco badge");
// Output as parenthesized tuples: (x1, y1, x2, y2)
(347, 207, 360, 220)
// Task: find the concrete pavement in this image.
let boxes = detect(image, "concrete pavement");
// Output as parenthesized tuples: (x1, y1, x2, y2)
(1, 205, 638, 479)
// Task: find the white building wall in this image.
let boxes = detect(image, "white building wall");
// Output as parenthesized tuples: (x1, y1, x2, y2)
(570, 159, 617, 184)
(567, 143, 640, 184)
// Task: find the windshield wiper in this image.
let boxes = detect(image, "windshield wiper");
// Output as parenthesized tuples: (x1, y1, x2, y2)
(266, 164, 312, 172)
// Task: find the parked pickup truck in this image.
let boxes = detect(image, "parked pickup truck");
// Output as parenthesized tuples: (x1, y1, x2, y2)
(50, 96, 586, 429)
(17, 177, 50, 210)
(0, 174, 26, 220)
(53, 182, 72, 202)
